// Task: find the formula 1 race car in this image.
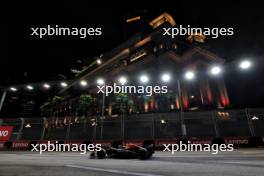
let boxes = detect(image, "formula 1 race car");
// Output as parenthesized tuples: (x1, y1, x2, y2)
(90, 143, 155, 160)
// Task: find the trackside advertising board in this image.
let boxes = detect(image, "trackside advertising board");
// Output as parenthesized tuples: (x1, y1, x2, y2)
(0, 126, 14, 141)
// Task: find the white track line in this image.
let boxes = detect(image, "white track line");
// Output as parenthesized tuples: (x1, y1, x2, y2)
(66, 165, 165, 176)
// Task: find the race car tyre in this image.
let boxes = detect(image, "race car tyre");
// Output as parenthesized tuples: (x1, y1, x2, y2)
(97, 150, 106, 159)
(139, 150, 148, 160)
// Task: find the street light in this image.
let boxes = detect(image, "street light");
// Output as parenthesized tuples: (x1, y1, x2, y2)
(26, 85, 34, 90)
(96, 59, 102, 65)
(210, 66, 222, 75)
(140, 75, 149, 84)
(118, 76, 127, 85)
(43, 83, 50, 89)
(80, 80, 88, 87)
(60, 82, 68, 87)
(9, 87, 17, 92)
(176, 70, 195, 138)
(97, 78, 105, 85)
(161, 73, 171, 83)
(184, 71, 195, 80)
(239, 60, 252, 70)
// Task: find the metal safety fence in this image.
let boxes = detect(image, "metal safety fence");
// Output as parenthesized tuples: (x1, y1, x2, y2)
(1, 108, 264, 141)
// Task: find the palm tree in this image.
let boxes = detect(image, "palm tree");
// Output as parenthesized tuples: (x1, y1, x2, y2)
(40, 96, 64, 116)
(115, 93, 129, 114)
(40, 100, 52, 117)
(77, 94, 93, 117)
(51, 96, 64, 116)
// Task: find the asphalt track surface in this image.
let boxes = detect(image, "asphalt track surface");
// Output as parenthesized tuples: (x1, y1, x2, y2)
(1, 149, 264, 176)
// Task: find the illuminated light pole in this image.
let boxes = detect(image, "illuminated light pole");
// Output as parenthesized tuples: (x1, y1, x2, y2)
(96, 78, 105, 139)
(118, 76, 128, 141)
(180, 71, 195, 138)
(160, 71, 195, 139)
(139, 74, 150, 136)
(176, 79, 186, 138)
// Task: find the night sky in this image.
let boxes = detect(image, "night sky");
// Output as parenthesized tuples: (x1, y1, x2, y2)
(3, 0, 264, 109)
